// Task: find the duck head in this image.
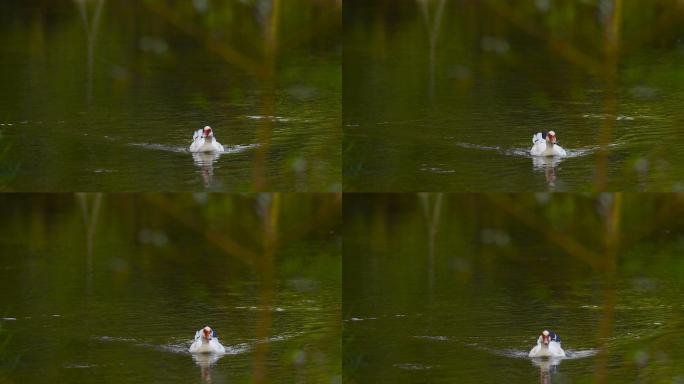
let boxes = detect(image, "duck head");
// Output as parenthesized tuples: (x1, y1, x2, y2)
(202, 326, 214, 341)
(202, 126, 214, 138)
(541, 330, 551, 345)
(546, 131, 557, 144)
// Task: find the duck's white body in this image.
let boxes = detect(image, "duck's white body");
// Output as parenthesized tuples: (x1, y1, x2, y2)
(189, 126, 224, 153)
(189, 326, 226, 354)
(529, 330, 566, 358)
(530, 131, 567, 157)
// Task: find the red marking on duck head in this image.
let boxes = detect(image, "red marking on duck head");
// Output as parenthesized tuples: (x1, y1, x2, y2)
(546, 131, 556, 144)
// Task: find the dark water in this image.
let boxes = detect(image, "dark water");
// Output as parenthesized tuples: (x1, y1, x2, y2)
(343, 194, 684, 383)
(0, 194, 341, 383)
(344, 1, 684, 191)
(0, 1, 340, 192)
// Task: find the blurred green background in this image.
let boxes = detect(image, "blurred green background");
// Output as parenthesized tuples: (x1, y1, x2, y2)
(344, 0, 684, 191)
(0, 193, 341, 383)
(344, 193, 684, 383)
(0, 0, 341, 191)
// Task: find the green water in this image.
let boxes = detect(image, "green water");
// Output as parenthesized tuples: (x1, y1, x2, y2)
(343, 194, 684, 383)
(0, 194, 341, 383)
(0, 1, 340, 192)
(344, 1, 684, 191)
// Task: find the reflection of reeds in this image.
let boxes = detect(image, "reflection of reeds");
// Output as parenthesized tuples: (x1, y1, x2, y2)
(417, 0, 446, 98)
(144, 194, 259, 266)
(473, 193, 624, 383)
(144, 1, 284, 190)
(419, 192, 443, 294)
(0, 194, 340, 381)
(594, 193, 622, 384)
(77, 192, 102, 294)
(144, 2, 264, 76)
(74, 0, 106, 103)
(255, 1, 280, 190)
(595, 0, 622, 190)
(483, 0, 601, 75)
(254, 193, 280, 383)
(488, 194, 604, 268)
(483, 0, 625, 190)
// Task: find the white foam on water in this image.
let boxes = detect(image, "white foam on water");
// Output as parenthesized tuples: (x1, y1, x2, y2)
(394, 363, 435, 370)
(131, 142, 259, 154)
(453, 141, 623, 160)
(413, 335, 450, 341)
(582, 113, 640, 121)
(96, 332, 300, 358)
(474, 345, 598, 361)
(222, 143, 260, 154)
(224, 343, 252, 355)
(130, 143, 188, 153)
(244, 115, 290, 122)
(130, 142, 259, 155)
(420, 164, 456, 174)
(427, 337, 600, 361)
(564, 349, 599, 359)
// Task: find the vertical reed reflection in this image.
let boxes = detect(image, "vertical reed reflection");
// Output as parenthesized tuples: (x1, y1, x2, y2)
(419, 192, 443, 298)
(77, 192, 102, 295)
(254, 193, 280, 383)
(594, 193, 622, 383)
(417, 0, 446, 99)
(595, 0, 622, 190)
(255, 1, 280, 190)
(74, 0, 105, 104)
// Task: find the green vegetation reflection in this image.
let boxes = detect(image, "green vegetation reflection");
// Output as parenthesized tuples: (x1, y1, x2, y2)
(344, 193, 684, 383)
(0, 193, 341, 383)
(0, 0, 340, 191)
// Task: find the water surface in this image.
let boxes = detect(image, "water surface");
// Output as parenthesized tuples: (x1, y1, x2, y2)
(344, 1, 684, 191)
(0, 194, 341, 383)
(343, 194, 684, 383)
(0, 1, 340, 191)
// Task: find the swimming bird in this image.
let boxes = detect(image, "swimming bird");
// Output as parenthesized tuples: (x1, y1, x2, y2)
(189, 126, 225, 153)
(529, 330, 566, 357)
(189, 326, 226, 354)
(530, 131, 567, 157)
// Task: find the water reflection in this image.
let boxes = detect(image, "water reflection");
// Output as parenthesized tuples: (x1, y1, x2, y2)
(530, 357, 562, 384)
(76, 193, 103, 295)
(531, 156, 564, 189)
(344, 194, 684, 382)
(74, 0, 106, 104)
(344, 1, 684, 191)
(417, 0, 446, 98)
(192, 152, 222, 187)
(0, 194, 341, 383)
(191, 353, 225, 383)
(0, 1, 340, 191)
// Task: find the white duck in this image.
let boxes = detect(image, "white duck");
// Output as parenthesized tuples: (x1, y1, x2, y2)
(189, 126, 225, 153)
(530, 131, 567, 157)
(189, 326, 226, 354)
(529, 330, 566, 358)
